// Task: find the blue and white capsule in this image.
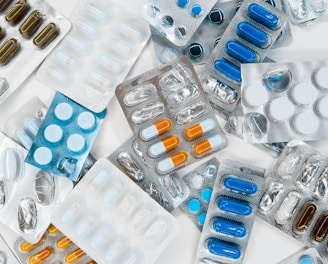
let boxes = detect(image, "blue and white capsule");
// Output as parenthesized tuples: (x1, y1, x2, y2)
(214, 59, 241, 83)
(248, 3, 281, 30)
(225, 40, 259, 63)
(218, 196, 252, 216)
(237, 21, 270, 48)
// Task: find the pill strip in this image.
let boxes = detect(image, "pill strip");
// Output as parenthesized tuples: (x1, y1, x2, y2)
(0, 0, 71, 105)
(51, 159, 179, 264)
(0, 132, 73, 243)
(0, 234, 20, 264)
(25, 92, 106, 182)
(115, 56, 227, 176)
(179, 158, 219, 231)
(195, 160, 265, 264)
(240, 60, 328, 144)
(258, 140, 328, 256)
(37, 0, 150, 113)
(276, 247, 323, 264)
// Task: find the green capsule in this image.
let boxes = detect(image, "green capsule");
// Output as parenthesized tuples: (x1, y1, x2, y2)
(0, 38, 20, 66)
(33, 23, 59, 49)
(19, 10, 44, 38)
(5, 0, 30, 26)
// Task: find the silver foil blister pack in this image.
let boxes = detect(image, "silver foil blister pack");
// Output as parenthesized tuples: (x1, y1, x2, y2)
(195, 160, 265, 264)
(276, 247, 323, 264)
(108, 137, 190, 212)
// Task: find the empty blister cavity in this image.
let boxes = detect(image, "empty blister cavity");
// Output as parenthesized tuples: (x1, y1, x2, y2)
(203, 77, 238, 105)
(262, 68, 292, 92)
(167, 84, 200, 107)
(124, 84, 157, 107)
(244, 113, 268, 139)
(34, 171, 55, 205)
(259, 182, 284, 214)
(297, 155, 322, 187)
(175, 101, 206, 124)
(285, 0, 308, 20)
(17, 197, 37, 233)
(159, 174, 186, 199)
(277, 146, 304, 179)
(313, 167, 328, 200)
(131, 101, 164, 125)
(275, 191, 301, 225)
(2, 148, 24, 181)
(0, 181, 6, 209)
(117, 152, 144, 182)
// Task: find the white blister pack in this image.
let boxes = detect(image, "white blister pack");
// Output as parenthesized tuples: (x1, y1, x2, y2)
(276, 247, 323, 264)
(37, 0, 150, 113)
(0, 131, 73, 243)
(0, 234, 20, 264)
(51, 158, 180, 264)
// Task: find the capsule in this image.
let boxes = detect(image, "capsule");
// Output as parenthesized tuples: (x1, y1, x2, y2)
(140, 119, 172, 141)
(184, 118, 216, 141)
(0, 38, 20, 66)
(5, 0, 30, 26)
(294, 202, 316, 233)
(218, 196, 252, 216)
(47, 224, 59, 235)
(248, 3, 281, 30)
(156, 151, 188, 174)
(86, 261, 97, 264)
(33, 23, 59, 49)
(206, 238, 241, 259)
(56, 236, 72, 249)
(148, 136, 179, 158)
(28, 247, 53, 264)
(212, 217, 247, 238)
(19, 10, 44, 38)
(0, 0, 13, 11)
(225, 40, 259, 63)
(193, 134, 225, 157)
(223, 176, 257, 195)
(237, 21, 270, 48)
(65, 248, 86, 263)
(0, 27, 5, 41)
(311, 213, 328, 242)
(214, 59, 241, 83)
(20, 236, 45, 252)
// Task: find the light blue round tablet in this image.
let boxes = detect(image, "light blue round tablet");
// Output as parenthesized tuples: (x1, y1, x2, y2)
(33, 147, 52, 165)
(67, 134, 85, 152)
(198, 212, 206, 226)
(188, 199, 201, 213)
(44, 124, 63, 143)
(299, 255, 313, 264)
(201, 188, 212, 202)
(191, 4, 203, 17)
(177, 0, 189, 8)
(55, 102, 73, 121)
(78, 112, 96, 130)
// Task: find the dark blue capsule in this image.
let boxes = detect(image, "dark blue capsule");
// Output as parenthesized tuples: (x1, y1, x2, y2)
(218, 196, 252, 216)
(214, 59, 241, 83)
(248, 3, 280, 30)
(237, 21, 270, 48)
(212, 217, 247, 237)
(207, 238, 241, 259)
(225, 40, 258, 63)
(223, 176, 258, 195)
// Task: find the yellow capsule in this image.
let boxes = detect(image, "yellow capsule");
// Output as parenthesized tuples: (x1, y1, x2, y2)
(0, 38, 20, 66)
(33, 23, 59, 49)
(56, 236, 72, 249)
(86, 261, 96, 264)
(28, 247, 53, 264)
(47, 224, 59, 235)
(5, 0, 30, 26)
(65, 248, 86, 263)
(20, 236, 45, 252)
(19, 10, 44, 38)
(0, 0, 13, 12)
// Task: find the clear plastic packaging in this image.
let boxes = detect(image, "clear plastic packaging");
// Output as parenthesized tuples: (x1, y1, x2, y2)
(0, 234, 20, 264)
(276, 247, 323, 264)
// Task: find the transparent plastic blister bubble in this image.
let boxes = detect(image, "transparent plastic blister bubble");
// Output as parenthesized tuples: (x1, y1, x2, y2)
(258, 140, 328, 255)
(140, 0, 217, 47)
(14, 224, 96, 264)
(25, 92, 106, 182)
(195, 160, 265, 264)
(0, 132, 73, 243)
(0, 234, 20, 264)
(199, 0, 288, 114)
(0, 0, 71, 105)
(179, 158, 219, 231)
(276, 247, 323, 264)
(241, 61, 328, 144)
(108, 137, 190, 212)
(37, 0, 150, 113)
(51, 159, 180, 264)
(115, 56, 227, 176)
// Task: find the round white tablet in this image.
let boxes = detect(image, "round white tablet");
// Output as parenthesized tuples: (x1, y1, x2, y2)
(316, 96, 328, 118)
(290, 82, 317, 105)
(55, 103, 73, 121)
(314, 65, 328, 89)
(33, 147, 52, 165)
(77, 112, 96, 130)
(44, 124, 63, 143)
(243, 83, 269, 108)
(67, 134, 85, 152)
(191, 173, 204, 189)
(293, 112, 320, 135)
(267, 97, 295, 121)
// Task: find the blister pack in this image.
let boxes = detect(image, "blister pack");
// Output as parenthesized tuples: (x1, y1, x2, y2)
(0, 0, 71, 104)
(241, 61, 328, 144)
(115, 56, 227, 176)
(0, 132, 73, 243)
(198, 0, 288, 114)
(25, 92, 106, 182)
(195, 160, 265, 264)
(0, 234, 20, 264)
(179, 158, 219, 231)
(51, 159, 180, 264)
(276, 247, 323, 264)
(258, 140, 328, 256)
(140, 0, 217, 47)
(37, 0, 150, 113)
(14, 224, 96, 264)
(108, 137, 189, 212)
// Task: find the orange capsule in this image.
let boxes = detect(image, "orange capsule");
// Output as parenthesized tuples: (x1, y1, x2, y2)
(193, 134, 226, 157)
(65, 248, 86, 263)
(156, 151, 188, 174)
(20, 236, 45, 252)
(140, 119, 172, 141)
(148, 135, 179, 158)
(86, 261, 96, 264)
(47, 225, 59, 235)
(56, 236, 72, 249)
(28, 247, 53, 264)
(184, 118, 216, 141)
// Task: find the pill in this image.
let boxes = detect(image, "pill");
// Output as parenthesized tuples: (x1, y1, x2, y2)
(191, 173, 204, 189)
(177, 0, 189, 8)
(193, 134, 226, 157)
(314, 65, 328, 89)
(237, 21, 270, 48)
(56, 236, 72, 249)
(45, 67, 70, 84)
(60, 201, 81, 224)
(206, 238, 241, 259)
(0, 27, 5, 41)
(188, 198, 201, 213)
(3, 148, 23, 181)
(5, 0, 30, 26)
(214, 59, 241, 83)
(85, 3, 108, 23)
(293, 112, 319, 135)
(218, 196, 252, 216)
(55, 50, 80, 70)
(140, 119, 172, 141)
(26, 119, 40, 136)
(65, 248, 86, 263)
(223, 176, 258, 195)
(268, 97, 295, 121)
(208, 8, 224, 24)
(33, 23, 59, 49)
(78, 112, 96, 130)
(184, 118, 216, 141)
(19, 10, 44, 38)
(294, 202, 316, 233)
(316, 95, 328, 118)
(67, 134, 85, 152)
(55, 102, 73, 121)
(33, 147, 52, 165)
(0, 0, 13, 11)
(15, 129, 33, 149)
(299, 255, 314, 264)
(28, 247, 53, 264)
(44, 124, 63, 143)
(19, 236, 45, 252)
(275, 192, 300, 225)
(0, 38, 20, 66)
(248, 3, 280, 30)
(148, 136, 179, 158)
(47, 224, 59, 235)
(225, 40, 259, 63)
(198, 212, 206, 226)
(75, 19, 100, 39)
(191, 4, 203, 17)
(212, 217, 246, 238)
(201, 188, 212, 202)
(243, 83, 269, 108)
(291, 82, 317, 105)
(156, 151, 188, 174)
(311, 213, 328, 242)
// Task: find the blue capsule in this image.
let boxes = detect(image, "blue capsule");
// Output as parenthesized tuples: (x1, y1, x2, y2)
(223, 176, 258, 195)
(214, 59, 241, 83)
(212, 217, 247, 238)
(207, 238, 241, 259)
(218, 196, 252, 216)
(237, 21, 270, 48)
(177, 0, 189, 8)
(248, 3, 280, 30)
(225, 40, 258, 63)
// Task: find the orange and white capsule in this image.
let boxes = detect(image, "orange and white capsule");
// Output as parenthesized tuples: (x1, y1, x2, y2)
(148, 135, 179, 158)
(65, 248, 86, 263)
(47, 224, 59, 235)
(140, 119, 172, 141)
(28, 247, 53, 264)
(56, 236, 72, 249)
(184, 118, 216, 141)
(20, 236, 45, 252)
(193, 134, 226, 157)
(156, 151, 188, 174)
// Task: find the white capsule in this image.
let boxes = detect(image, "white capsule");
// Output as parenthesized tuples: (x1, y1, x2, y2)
(75, 214, 96, 236)
(46, 67, 69, 84)
(60, 201, 81, 224)
(15, 129, 33, 149)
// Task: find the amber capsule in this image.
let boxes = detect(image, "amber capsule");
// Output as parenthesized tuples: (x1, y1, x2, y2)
(311, 213, 328, 243)
(5, 0, 30, 25)
(56, 236, 72, 249)
(148, 135, 179, 158)
(20, 236, 45, 252)
(19, 10, 44, 38)
(184, 118, 216, 141)
(294, 201, 316, 233)
(156, 151, 188, 174)
(28, 247, 53, 264)
(193, 134, 226, 157)
(47, 224, 59, 235)
(65, 248, 86, 263)
(0, 38, 20, 66)
(33, 23, 59, 49)
(0, 0, 13, 12)
(140, 118, 172, 141)
(0, 27, 5, 41)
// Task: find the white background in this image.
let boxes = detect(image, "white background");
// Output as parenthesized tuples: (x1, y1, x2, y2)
(2, 0, 328, 263)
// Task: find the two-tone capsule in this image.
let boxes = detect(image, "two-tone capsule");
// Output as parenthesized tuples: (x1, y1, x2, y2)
(223, 176, 258, 195)
(65, 248, 86, 263)
(218, 196, 252, 216)
(156, 151, 188, 174)
(184, 118, 216, 141)
(206, 238, 241, 259)
(214, 59, 241, 83)
(248, 3, 281, 30)
(5, 0, 30, 26)
(225, 40, 259, 63)
(28, 247, 53, 264)
(193, 134, 225, 157)
(33, 23, 59, 49)
(148, 135, 179, 158)
(237, 21, 271, 48)
(19, 10, 44, 38)
(0, 38, 20, 66)
(140, 119, 172, 141)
